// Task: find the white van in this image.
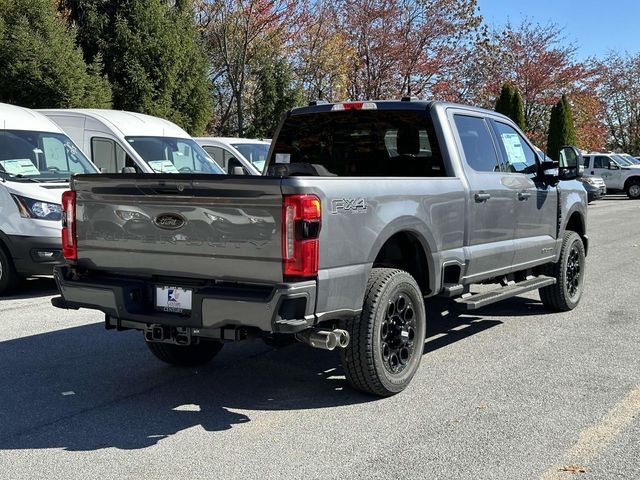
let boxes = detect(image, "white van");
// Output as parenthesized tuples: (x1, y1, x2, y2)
(39, 109, 225, 175)
(195, 137, 270, 174)
(0, 103, 99, 294)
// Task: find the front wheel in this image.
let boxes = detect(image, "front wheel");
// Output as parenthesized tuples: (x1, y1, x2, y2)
(0, 247, 18, 296)
(341, 268, 426, 397)
(145, 337, 224, 366)
(626, 180, 640, 199)
(539, 231, 586, 311)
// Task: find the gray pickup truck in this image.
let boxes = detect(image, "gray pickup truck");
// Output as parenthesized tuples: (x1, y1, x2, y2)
(52, 100, 588, 396)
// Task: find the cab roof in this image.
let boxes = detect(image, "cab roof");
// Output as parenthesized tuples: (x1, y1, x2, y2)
(0, 102, 65, 133)
(37, 109, 191, 139)
(289, 99, 504, 119)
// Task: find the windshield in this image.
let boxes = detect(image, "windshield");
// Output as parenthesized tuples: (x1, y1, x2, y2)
(126, 137, 224, 174)
(231, 143, 270, 172)
(0, 130, 97, 182)
(613, 155, 633, 166)
(623, 154, 640, 164)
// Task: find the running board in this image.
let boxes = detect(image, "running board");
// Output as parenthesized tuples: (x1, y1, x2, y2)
(454, 276, 556, 311)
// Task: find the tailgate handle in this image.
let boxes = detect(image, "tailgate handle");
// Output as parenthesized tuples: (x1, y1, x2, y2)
(474, 192, 491, 202)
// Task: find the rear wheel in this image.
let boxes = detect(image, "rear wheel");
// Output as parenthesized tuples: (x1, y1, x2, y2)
(539, 231, 586, 311)
(145, 337, 224, 366)
(626, 180, 640, 199)
(0, 246, 18, 296)
(340, 268, 426, 397)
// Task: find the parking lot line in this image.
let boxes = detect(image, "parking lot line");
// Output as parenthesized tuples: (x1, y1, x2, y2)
(540, 385, 640, 479)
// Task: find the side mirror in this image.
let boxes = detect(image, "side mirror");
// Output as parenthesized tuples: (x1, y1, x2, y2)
(540, 159, 559, 186)
(121, 166, 136, 174)
(231, 166, 245, 175)
(609, 163, 619, 170)
(100, 167, 108, 174)
(558, 146, 583, 180)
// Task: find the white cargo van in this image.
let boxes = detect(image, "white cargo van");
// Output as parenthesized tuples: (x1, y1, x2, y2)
(0, 103, 99, 294)
(195, 137, 270, 174)
(39, 109, 224, 175)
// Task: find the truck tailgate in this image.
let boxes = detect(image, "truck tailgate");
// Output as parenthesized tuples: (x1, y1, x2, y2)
(72, 175, 283, 283)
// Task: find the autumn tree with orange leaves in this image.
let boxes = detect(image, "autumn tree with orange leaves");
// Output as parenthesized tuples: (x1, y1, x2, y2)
(593, 52, 640, 154)
(338, 0, 481, 100)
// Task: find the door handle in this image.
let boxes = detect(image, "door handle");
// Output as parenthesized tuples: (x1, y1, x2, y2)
(591, 171, 594, 175)
(518, 191, 531, 201)
(474, 192, 491, 202)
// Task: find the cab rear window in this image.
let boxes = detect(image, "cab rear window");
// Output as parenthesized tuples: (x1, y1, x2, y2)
(267, 110, 446, 177)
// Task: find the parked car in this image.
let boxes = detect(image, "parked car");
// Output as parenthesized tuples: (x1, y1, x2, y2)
(195, 137, 269, 174)
(51, 100, 587, 396)
(582, 152, 640, 198)
(0, 103, 99, 294)
(39, 109, 224, 175)
(579, 175, 606, 202)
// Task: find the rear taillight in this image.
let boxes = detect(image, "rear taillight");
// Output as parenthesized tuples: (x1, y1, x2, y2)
(282, 195, 321, 279)
(61, 190, 77, 260)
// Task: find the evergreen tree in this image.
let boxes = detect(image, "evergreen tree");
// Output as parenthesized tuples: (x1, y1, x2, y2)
(547, 94, 576, 160)
(248, 57, 302, 138)
(0, 0, 111, 108)
(495, 83, 514, 117)
(63, 0, 210, 135)
(510, 89, 526, 131)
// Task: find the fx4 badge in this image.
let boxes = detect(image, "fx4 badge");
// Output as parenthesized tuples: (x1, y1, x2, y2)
(331, 198, 367, 214)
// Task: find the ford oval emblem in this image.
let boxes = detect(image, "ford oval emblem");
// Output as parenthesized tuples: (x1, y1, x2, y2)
(153, 213, 186, 230)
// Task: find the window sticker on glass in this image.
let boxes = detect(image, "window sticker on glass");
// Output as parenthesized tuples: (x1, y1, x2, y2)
(148, 160, 180, 173)
(501, 133, 527, 165)
(275, 153, 290, 164)
(0, 159, 41, 176)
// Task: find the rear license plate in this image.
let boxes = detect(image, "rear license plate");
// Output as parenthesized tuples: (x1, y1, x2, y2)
(155, 286, 193, 313)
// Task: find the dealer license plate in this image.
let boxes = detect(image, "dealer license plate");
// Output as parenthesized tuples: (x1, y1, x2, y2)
(155, 286, 193, 313)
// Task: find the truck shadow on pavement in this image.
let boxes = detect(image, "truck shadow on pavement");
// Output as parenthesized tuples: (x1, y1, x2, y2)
(0, 296, 541, 451)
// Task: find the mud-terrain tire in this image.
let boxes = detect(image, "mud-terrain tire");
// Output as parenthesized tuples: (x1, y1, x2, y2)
(340, 268, 426, 397)
(145, 338, 224, 366)
(539, 231, 586, 311)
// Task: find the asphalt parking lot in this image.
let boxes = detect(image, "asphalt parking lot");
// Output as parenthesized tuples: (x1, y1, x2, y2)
(0, 196, 638, 480)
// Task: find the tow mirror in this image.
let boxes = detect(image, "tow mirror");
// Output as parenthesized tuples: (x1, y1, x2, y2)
(558, 146, 583, 180)
(540, 159, 559, 186)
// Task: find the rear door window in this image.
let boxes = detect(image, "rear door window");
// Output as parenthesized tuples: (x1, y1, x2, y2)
(453, 115, 501, 173)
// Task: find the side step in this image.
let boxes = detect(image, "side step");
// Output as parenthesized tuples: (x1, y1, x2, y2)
(454, 276, 555, 311)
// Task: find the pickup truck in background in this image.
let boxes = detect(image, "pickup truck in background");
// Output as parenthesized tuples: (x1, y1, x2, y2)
(52, 100, 588, 396)
(582, 152, 640, 198)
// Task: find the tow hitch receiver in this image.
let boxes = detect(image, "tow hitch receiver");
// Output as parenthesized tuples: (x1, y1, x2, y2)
(144, 325, 193, 345)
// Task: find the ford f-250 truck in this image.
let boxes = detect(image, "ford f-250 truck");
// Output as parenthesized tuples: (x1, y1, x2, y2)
(51, 100, 588, 396)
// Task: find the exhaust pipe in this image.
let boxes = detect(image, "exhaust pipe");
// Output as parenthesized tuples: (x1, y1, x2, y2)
(295, 328, 350, 350)
(334, 329, 350, 348)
